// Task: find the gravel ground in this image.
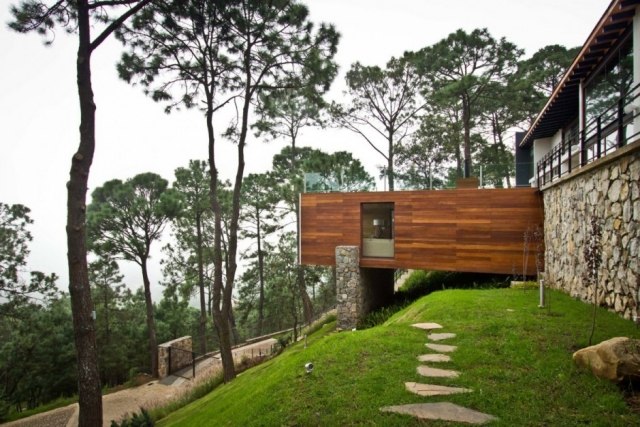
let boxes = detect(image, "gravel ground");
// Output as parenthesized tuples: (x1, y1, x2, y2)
(3, 405, 76, 427)
(1, 336, 279, 427)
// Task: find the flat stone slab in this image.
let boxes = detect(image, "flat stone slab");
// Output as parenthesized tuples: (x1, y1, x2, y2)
(405, 382, 472, 396)
(428, 332, 456, 341)
(381, 402, 497, 424)
(417, 353, 451, 362)
(426, 343, 458, 353)
(411, 322, 443, 330)
(417, 365, 459, 378)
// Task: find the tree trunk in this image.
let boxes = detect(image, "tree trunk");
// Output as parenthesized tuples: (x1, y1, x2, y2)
(462, 96, 472, 178)
(256, 209, 265, 336)
(103, 284, 110, 347)
(387, 132, 394, 191)
(140, 259, 158, 377)
(196, 212, 207, 355)
(207, 104, 236, 382)
(290, 130, 313, 324)
(67, 2, 102, 425)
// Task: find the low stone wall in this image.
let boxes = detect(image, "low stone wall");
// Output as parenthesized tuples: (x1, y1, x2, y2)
(158, 336, 193, 379)
(543, 148, 639, 320)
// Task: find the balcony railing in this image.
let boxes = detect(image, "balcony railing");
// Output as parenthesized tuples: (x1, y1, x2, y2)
(536, 82, 640, 187)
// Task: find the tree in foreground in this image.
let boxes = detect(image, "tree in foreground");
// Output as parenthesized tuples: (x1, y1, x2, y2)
(394, 116, 448, 190)
(170, 160, 213, 355)
(253, 90, 330, 325)
(117, 0, 339, 382)
(332, 57, 426, 190)
(87, 173, 181, 377)
(413, 28, 522, 179)
(8, 1, 152, 423)
(239, 173, 280, 336)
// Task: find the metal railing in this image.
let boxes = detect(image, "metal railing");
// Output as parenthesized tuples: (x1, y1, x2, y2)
(536, 82, 640, 187)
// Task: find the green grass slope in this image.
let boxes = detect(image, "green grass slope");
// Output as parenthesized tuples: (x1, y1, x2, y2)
(160, 289, 640, 426)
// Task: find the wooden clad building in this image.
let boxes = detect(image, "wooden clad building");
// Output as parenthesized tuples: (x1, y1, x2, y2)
(300, 188, 544, 275)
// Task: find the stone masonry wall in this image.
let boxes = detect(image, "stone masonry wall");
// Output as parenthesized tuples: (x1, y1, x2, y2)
(158, 336, 193, 379)
(543, 149, 640, 320)
(336, 246, 361, 330)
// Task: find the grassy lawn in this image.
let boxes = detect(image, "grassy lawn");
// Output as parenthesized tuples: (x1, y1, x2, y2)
(159, 288, 640, 426)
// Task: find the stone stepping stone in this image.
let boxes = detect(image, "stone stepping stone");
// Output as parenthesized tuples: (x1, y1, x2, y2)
(405, 382, 472, 396)
(417, 365, 459, 378)
(426, 342, 457, 353)
(428, 332, 456, 341)
(411, 322, 443, 330)
(417, 353, 451, 362)
(380, 402, 497, 424)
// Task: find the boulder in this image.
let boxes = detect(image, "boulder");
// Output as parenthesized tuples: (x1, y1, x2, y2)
(573, 337, 640, 381)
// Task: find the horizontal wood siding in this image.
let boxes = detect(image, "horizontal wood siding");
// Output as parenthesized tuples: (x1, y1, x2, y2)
(300, 188, 543, 275)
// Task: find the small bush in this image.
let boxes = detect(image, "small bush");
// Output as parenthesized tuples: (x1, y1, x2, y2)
(277, 334, 292, 349)
(357, 301, 410, 330)
(397, 270, 510, 301)
(111, 408, 154, 427)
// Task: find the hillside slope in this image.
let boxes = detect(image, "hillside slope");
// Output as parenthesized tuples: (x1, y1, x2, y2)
(160, 289, 640, 426)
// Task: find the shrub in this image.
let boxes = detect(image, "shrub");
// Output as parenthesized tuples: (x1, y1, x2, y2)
(111, 408, 154, 427)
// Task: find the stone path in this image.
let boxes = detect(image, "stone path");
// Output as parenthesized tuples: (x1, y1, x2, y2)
(380, 402, 497, 424)
(417, 353, 450, 362)
(379, 322, 496, 424)
(405, 382, 471, 397)
(417, 365, 459, 378)
(426, 342, 457, 353)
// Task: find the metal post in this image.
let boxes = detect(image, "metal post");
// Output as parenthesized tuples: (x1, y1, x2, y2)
(538, 279, 545, 308)
(596, 117, 602, 158)
(580, 129, 587, 166)
(192, 351, 196, 379)
(567, 136, 572, 174)
(618, 97, 625, 148)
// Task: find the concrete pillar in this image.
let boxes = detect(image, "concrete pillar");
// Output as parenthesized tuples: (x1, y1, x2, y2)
(335, 246, 395, 330)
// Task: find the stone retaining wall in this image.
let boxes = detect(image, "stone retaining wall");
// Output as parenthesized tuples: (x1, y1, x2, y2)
(158, 336, 193, 379)
(543, 149, 640, 320)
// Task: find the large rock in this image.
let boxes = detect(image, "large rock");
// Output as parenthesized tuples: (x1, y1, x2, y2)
(573, 337, 640, 381)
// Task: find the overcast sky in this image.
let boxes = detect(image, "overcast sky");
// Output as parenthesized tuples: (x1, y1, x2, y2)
(0, 0, 611, 297)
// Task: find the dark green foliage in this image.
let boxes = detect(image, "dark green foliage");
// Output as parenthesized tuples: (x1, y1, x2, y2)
(332, 56, 426, 190)
(111, 408, 153, 427)
(394, 115, 448, 189)
(411, 28, 522, 178)
(88, 172, 182, 376)
(0, 297, 77, 417)
(88, 173, 182, 263)
(356, 302, 410, 330)
(0, 202, 58, 308)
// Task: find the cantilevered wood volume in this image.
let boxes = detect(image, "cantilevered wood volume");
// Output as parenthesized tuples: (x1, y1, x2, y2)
(300, 188, 544, 275)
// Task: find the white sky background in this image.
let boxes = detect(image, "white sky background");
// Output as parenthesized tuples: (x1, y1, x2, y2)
(0, 0, 611, 298)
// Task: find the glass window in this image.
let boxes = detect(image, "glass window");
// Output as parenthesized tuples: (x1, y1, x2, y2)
(585, 37, 633, 128)
(361, 203, 394, 258)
